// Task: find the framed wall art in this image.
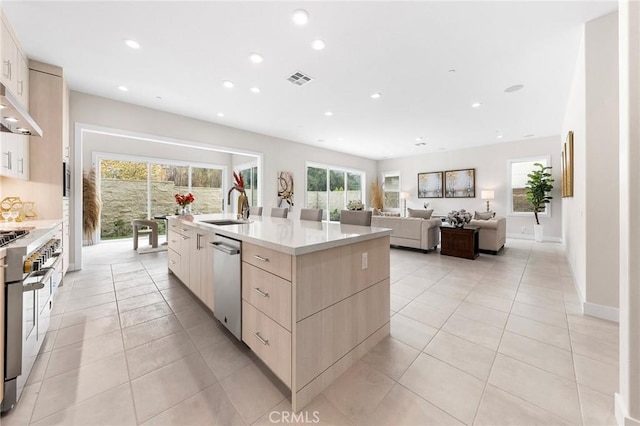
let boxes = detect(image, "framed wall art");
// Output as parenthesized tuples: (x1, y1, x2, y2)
(563, 131, 574, 197)
(444, 168, 476, 198)
(417, 171, 443, 198)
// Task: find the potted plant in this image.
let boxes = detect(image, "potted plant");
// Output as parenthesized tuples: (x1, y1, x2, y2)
(525, 163, 554, 242)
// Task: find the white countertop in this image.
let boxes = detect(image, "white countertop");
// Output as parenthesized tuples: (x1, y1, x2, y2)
(172, 213, 392, 255)
(0, 218, 63, 231)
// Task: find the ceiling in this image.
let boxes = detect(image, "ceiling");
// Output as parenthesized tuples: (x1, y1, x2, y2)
(3, 1, 617, 160)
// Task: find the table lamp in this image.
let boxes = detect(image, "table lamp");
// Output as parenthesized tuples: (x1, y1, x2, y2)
(400, 191, 409, 217)
(481, 190, 495, 212)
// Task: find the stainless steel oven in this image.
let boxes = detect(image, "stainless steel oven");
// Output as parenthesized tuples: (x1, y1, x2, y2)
(1, 226, 62, 413)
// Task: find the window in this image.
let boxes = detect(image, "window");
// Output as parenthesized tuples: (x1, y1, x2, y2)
(98, 155, 224, 240)
(305, 163, 365, 221)
(238, 165, 258, 207)
(507, 156, 551, 216)
(383, 172, 400, 209)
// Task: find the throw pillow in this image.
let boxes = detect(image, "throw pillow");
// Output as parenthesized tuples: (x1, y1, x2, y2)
(408, 208, 434, 219)
(474, 211, 495, 220)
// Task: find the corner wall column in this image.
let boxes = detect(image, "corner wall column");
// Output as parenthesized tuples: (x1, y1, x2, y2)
(616, 1, 640, 425)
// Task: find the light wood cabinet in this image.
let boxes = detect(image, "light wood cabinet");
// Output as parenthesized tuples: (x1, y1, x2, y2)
(242, 262, 291, 331)
(16, 51, 28, 108)
(242, 300, 292, 387)
(243, 242, 292, 281)
(0, 133, 27, 180)
(0, 17, 18, 95)
(168, 219, 215, 309)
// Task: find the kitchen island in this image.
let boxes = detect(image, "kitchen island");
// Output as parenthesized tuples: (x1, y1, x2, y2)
(166, 213, 391, 412)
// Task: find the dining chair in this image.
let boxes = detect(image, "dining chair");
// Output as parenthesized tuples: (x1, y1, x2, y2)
(249, 206, 263, 216)
(270, 207, 289, 218)
(339, 210, 372, 226)
(299, 208, 323, 222)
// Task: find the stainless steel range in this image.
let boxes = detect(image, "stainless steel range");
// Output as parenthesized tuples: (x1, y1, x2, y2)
(1, 225, 62, 413)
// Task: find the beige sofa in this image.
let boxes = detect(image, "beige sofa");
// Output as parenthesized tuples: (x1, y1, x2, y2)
(371, 216, 441, 251)
(469, 216, 507, 254)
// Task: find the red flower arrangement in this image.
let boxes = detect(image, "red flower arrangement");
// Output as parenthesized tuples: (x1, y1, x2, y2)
(174, 192, 195, 207)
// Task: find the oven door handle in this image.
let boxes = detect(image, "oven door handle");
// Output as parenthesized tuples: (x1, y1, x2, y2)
(23, 267, 54, 292)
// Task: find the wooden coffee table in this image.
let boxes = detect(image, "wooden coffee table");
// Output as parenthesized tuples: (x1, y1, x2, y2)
(439, 225, 479, 260)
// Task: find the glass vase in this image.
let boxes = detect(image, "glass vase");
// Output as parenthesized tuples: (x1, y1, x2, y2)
(179, 204, 192, 215)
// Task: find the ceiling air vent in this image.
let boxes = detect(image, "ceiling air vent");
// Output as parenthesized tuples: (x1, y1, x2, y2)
(286, 71, 313, 86)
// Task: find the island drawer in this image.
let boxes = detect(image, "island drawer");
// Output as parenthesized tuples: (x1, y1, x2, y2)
(242, 300, 291, 387)
(242, 263, 291, 331)
(168, 219, 192, 237)
(168, 248, 181, 276)
(243, 242, 292, 281)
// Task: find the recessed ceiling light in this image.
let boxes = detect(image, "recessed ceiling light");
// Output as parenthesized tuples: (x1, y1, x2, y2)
(249, 53, 264, 64)
(497, 135, 503, 139)
(324, 111, 333, 116)
(292, 9, 309, 25)
(217, 112, 225, 117)
(4, 117, 18, 122)
(370, 93, 382, 99)
(250, 87, 261, 94)
(415, 137, 423, 141)
(471, 102, 482, 108)
(312, 40, 326, 50)
(124, 39, 140, 49)
(505, 84, 524, 93)
(118, 86, 128, 92)
(16, 127, 28, 133)
(222, 80, 235, 89)
(0, 104, 6, 109)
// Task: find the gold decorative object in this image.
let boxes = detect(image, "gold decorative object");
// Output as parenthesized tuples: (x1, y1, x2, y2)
(0, 196, 35, 222)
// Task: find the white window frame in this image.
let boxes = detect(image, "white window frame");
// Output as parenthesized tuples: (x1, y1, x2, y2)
(506, 155, 552, 217)
(234, 160, 261, 207)
(382, 171, 401, 211)
(304, 161, 367, 222)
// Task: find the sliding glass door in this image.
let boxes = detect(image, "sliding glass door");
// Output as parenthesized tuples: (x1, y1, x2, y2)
(305, 163, 365, 222)
(99, 156, 224, 241)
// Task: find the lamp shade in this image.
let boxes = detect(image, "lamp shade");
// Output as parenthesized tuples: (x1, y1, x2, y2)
(400, 191, 410, 200)
(481, 190, 495, 200)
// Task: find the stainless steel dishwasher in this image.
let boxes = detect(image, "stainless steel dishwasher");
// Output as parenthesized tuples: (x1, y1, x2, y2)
(212, 234, 242, 340)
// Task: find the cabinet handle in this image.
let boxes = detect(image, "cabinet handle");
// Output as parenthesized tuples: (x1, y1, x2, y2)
(196, 234, 202, 250)
(253, 255, 270, 262)
(170, 239, 177, 244)
(18, 158, 23, 174)
(2, 60, 9, 78)
(181, 228, 189, 232)
(253, 332, 269, 346)
(170, 260, 176, 265)
(18, 80, 23, 95)
(181, 235, 189, 240)
(254, 287, 269, 298)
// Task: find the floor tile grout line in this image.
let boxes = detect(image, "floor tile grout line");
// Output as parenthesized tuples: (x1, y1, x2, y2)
(470, 243, 530, 426)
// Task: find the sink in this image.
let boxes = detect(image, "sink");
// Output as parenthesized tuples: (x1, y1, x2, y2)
(202, 219, 250, 226)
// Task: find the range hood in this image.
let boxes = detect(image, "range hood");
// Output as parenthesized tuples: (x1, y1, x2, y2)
(0, 82, 42, 137)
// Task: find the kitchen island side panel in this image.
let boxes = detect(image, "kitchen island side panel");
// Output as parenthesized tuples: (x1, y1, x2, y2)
(291, 235, 390, 412)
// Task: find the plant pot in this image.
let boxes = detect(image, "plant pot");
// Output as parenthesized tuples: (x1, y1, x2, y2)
(534, 224, 544, 242)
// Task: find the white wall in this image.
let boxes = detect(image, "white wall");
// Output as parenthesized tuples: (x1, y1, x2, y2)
(69, 91, 378, 267)
(562, 12, 620, 318)
(378, 136, 563, 240)
(563, 27, 588, 306)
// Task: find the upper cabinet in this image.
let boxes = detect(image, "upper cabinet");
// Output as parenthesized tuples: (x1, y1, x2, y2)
(0, 17, 18, 96)
(1, 10, 29, 110)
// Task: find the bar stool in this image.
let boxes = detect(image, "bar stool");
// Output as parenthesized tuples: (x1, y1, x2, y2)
(249, 206, 263, 216)
(339, 210, 372, 226)
(300, 208, 323, 221)
(270, 207, 288, 218)
(132, 219, 159, 250)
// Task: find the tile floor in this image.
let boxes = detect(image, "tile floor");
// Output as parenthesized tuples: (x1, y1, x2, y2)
(0, 238, 618, 425)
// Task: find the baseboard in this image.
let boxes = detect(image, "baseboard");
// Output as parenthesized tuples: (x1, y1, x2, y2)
(584, 301, 620, 323)
(615, 392, 640, 426)
(506, 233, 563, 243)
